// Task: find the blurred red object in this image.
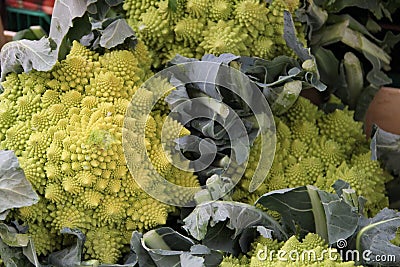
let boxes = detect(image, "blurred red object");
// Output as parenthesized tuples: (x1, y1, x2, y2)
(5, 0, 55, 15)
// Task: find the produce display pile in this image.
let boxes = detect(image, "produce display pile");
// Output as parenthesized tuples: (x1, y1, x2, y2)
(0, 40, 205, 263)
(123, 0, 305, 67)
(232, 97, 391, 217)
(0, 0, 400, 266)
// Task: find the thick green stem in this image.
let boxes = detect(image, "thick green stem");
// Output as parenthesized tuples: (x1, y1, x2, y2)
(143, 230, 171, 250)
(343, 52, 364, 109)
(314, 20, 391, 65)
(307, 185, 328, 242)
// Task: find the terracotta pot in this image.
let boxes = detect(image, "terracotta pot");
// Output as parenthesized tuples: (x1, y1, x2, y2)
(364, 86, 400, 137)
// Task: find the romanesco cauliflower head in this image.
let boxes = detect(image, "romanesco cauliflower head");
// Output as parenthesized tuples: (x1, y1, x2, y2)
(0, 41, 196, 264)
(232, 96, 392, 217)
(124, 0, 306, 67)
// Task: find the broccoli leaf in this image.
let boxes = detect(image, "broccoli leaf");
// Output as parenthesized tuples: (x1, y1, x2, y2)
(136, 227, 222, 267)
(87, 0, 124, 21)
(48, 228, 85, 267)
(47, 228, 137, 267)
(0, 223, 39, 266)
(0, 0, 133, 84)
(182, 201, 287, 254)
(338, 51, 364, 109)
(319, 0, 391, 20)
(256, 182, 362, 244)
(180, 253, 205, 266)
(317, 189, 360, 244)
(0, 211, 9, 221)
(165, 61, 261, 168)
(200, 53, 240, 64)
(0, 239, 34, 267)
(363, 51, 392, 87)
(200, 221, 238, 253)
(256, 186, 316, 236)
(49, 0, 89, 50)
(235, 55, 299, 84)
(99, 19, 136, 49)
(356, 208, 400, 266)
(283, 11, 312, 62)
(298, 1, 399, 116)
(0, 150, 39, 216)
(0, 224, 29, 247)
(354, 84, 380, 121)
(0, 38, 57, 84)
(312, 46, 345, 95)
(282, 11, 326, 93)
(370, 126, 400, 176)
(130, 231, 157, 267)
(0, 0, 90, 83)
(295, 0, 328, 34)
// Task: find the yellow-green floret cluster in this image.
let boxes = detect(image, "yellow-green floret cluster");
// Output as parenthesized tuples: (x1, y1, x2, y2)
(219, 233, 358, 266)
(0, 41, 198, 264)
(232, 96, 392, 216)
(123, 0, 306, 67)
(391, 227, 400, 247)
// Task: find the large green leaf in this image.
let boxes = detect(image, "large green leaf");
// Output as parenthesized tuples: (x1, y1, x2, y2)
(130, 232, 157, 267)
(182, 201, 287, 254)
(49, 0, 90, 49)
(47, 228, 137, 267)
(370, 126, 400, 176)
(0, 150, 39, 216)
(0, 0, 91, 83)
(137, 227, 222, 267)
(0, 224, 29, 247)
(256, 186, 316, 236)
(48, 228, 85, 267)
(319, 0, 392, 20)
(312, 46, 345, 95)
(317, 189, 360, 243)
(180, 253, 205, 266)
(339, 51, 364, 109)
(298, 1, 400, 118)
(87, 0, 124, 21)
(99, 19, 135, 49)
(165, 61, 269, 192)
(0, 38, 57, 84)
(166, 55, 324, 191)
(283, 11, 312, 62)
(0, 239, 34, 267)
(0, 0, 132, 84)
(356, 208, 400, 266)
(296, 0, 328, 33)
(0, 223, 39, 266)
(256, 182, 362, 244)
(354, 84, 380, 121)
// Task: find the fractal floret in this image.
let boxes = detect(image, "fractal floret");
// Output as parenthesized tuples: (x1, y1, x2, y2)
(219, 233, 357, 266)
(233, 96, 393, 216)
(124, 0, 306, 67)
(0, 41, 197, 264)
